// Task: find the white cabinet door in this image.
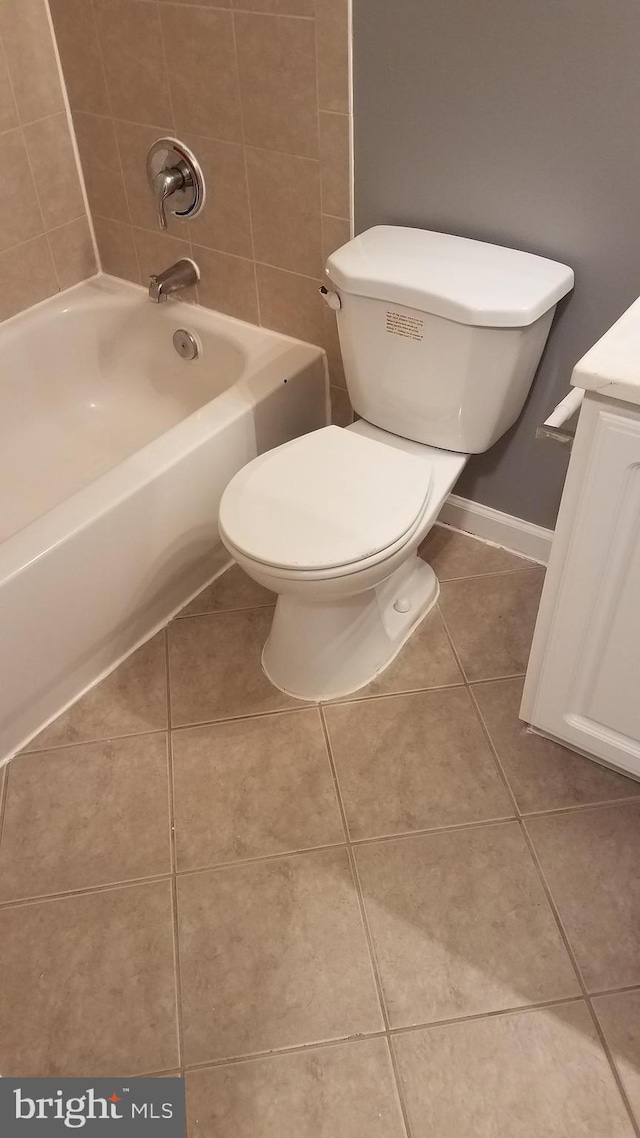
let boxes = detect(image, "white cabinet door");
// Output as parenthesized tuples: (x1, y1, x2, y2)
(522, 392, 640, 779)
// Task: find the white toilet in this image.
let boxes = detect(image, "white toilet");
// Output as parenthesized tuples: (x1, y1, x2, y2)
(219, 226, 574, 701)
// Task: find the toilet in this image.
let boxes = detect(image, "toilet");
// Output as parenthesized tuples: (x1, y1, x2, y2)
(219, 226, 574, 701)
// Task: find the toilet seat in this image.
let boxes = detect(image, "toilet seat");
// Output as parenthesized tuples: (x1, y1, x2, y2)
(219, 425, 433, 574)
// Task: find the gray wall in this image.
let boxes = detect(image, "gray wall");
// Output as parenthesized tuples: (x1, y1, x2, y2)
(354, 0, 640, 529)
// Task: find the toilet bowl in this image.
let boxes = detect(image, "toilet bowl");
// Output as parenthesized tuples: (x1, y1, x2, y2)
(219, 420, 467, 700)
(218, 226, 574, 702)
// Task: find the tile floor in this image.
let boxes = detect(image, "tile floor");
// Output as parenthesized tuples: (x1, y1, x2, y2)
(1, 526, 640, 1136)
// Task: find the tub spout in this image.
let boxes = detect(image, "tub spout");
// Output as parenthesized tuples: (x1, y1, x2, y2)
(148, 258, 200, 303)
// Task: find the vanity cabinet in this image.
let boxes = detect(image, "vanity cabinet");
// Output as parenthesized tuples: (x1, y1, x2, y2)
(521, 302, 640, 781)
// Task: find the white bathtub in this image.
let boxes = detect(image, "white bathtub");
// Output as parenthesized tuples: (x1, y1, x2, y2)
(0, 275, 328, 761)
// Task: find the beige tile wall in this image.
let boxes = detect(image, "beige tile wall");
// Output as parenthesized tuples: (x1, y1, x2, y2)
(0, 0, 96, 322)
(49, 0, 353, 416)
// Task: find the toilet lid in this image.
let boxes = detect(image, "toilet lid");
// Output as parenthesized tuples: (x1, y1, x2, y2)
(219, 426, 432, 571)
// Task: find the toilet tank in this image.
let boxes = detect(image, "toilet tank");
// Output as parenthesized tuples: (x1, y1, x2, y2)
(325, 227, 574, 453)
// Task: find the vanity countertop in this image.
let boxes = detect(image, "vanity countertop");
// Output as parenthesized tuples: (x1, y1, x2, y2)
(572, 294, 640, 407)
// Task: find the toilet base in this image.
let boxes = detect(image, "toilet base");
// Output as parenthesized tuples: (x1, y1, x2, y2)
(262, 555, 439, 702)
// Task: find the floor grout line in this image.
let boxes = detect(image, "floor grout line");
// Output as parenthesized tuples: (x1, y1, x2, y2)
(349, 814, 517, 847)
(173, 602, 274, 620)
(0, 762, 9, 854)
(20, 726, 168, 758)
(182, 1030, 389, 1073)
(588, 997, 640, 1137)
(589, 983, 640, 999)
(164, 626, 187, 1075)
(388, 994, 587, 1037)
(520, 818, 640, 1135)
(435, 601, 470, 686)
(0, 872, 175, 911)
(2, 778, 636, 911)
(520, 795, 640, 819)
(323, 678, 466, 707)
(467, 682, 527, 817)
(319, 704, 416, 1138)
(435, 566, 543, 582)
(469, 676, 640, 1133)
(173, 840, 348, 881)
(170, 989, 625, 1074)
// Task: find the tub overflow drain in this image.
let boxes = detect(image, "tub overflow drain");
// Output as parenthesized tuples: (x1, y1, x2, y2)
(173, 328, 199, 361)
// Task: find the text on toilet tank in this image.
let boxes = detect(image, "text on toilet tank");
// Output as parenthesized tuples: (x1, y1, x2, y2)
(385, 311, 425, 341)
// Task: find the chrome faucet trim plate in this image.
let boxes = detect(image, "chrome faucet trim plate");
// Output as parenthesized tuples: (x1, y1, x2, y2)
(146, 138, 206, 231)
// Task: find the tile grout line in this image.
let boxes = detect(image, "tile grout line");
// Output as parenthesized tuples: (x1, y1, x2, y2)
(165, 625, 187, 1077)
(521, 817, 640, 1136)
(67, 110, 323, 164)
(466, 682, 526, 814)
(182, 1029, 389, 1073)
(466, 661, 640, 1135)
(388, 994, 588, 1039)
(589, 982, 640, 1000)
(4, 797, 638, 913)
(229, 4, 261, 325)
(318, 704, 416, 1138)
(588, 999, 640, 1136)
(435, 600, 471, 686)
(9, 789, 640, 910)
(174, 602, 274, 620)
(176, 990, 619, 1074)
(0, 761, 9, 854)
(317, 705, 351, 844)
(520, 795, 640, 820)
(0, 211, 89, 259)
(91, 0, 144, 282)
(312, 0, 331, 293)
(20, 726, 170, 758)
(436, 565, 541, 581)
(0, 871, 175, 912)
(470, 676, 640, 1135)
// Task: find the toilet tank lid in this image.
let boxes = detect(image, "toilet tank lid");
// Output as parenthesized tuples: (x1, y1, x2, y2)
(325, 226, 574, 328)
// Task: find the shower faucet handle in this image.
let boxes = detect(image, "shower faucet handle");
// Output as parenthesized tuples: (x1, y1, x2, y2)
(146, 137, 206, 232)
(153, 164, 189, 231)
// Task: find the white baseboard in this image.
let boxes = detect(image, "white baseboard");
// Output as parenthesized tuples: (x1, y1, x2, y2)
(439, 493, 554, 565)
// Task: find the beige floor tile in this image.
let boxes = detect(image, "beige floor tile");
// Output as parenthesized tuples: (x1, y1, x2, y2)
(177, 848, 383, 1064)
(0, 735, 170, 901)
(333, 608, 463, 702)
(355, 824, 578, 1028)
(593, 989, 640, 1121)
(172, 710, 343, 870)
(169, 609, 303, 727)
(526, 804, 640, 991)
(325, 688, 512, 840)
(420, 525, 536, 580)
(439, 569, 545, 681)
(186, 1037, 406, 1138)
(26, 632, 168, 751)
(0, 880, 179, 1076)
(178, 564, 274, 618)
(393, 1002, 635, 1138)
(473, 678, 640, 813)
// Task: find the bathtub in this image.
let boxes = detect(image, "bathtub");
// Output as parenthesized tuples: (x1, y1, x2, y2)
(0, 275, 328, 762)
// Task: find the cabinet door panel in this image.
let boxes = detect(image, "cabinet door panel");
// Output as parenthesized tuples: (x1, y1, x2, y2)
(525, 397, 640, 778)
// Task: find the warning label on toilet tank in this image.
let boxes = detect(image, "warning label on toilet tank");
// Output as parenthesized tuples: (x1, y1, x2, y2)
(385, 311, 425, 341)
